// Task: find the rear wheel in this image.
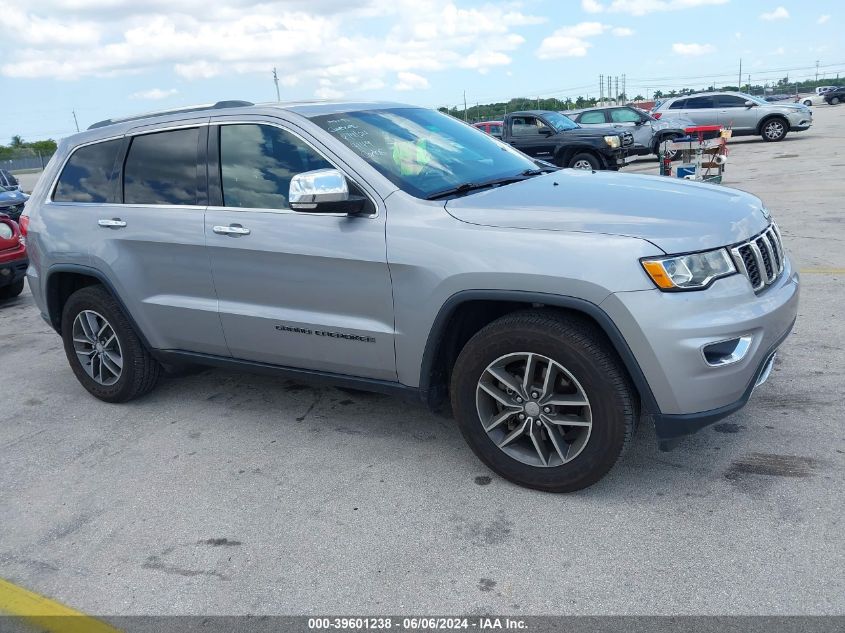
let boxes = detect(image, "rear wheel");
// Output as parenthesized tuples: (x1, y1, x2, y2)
(832, 97, 841, 105)
(803, 99, 812, 107)
(568, 152, 601, 170)
(761, 118, 788, 142)
(61, 285, 161, 402)
(450, 311, 636, 492)
(0, 279, 24, 299)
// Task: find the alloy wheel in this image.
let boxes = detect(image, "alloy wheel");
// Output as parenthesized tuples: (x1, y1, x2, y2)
(475, 352, 592, 468)
(765, 120, 785, 140)
(572, 159, 593, 170)
(72, 310, 123, 386)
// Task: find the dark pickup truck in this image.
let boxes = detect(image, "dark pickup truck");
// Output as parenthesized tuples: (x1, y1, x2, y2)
(501, 110, 633, 170)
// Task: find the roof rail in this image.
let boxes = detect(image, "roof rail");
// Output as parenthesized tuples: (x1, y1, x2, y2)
(87, 100, 254, 131)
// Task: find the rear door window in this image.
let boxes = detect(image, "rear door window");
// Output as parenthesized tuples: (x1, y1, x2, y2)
(123, 128, 200, 205)
(684, 96, 716, 109)
(53, 139, 121, 203)
(579, 111, 607, 124)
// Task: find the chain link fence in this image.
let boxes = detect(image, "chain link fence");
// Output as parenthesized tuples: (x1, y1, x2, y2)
(0, 148, 56, 172)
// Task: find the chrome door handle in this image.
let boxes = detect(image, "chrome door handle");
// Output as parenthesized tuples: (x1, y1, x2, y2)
(98, 219, 126, 228)
(213, 225, 251, 236)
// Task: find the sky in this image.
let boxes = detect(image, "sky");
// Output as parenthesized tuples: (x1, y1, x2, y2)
(0, 0, 841, 143)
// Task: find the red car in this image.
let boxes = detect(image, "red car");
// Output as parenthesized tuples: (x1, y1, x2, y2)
(0, 213, 27, 299)
(473, 120, 504, 138)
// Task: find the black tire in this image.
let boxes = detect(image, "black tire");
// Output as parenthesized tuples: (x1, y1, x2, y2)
(802, 99, 812, 107)
(450, 311, 636, 492)
(567, 152, 602, 170)
(0, 279, 24, 299)
(832, 97, 841, 105)
(61, 285, 161, 403)
(761, 117, 788, 142)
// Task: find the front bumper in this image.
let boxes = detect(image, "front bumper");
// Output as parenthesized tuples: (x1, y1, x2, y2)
(600, 256, 799, 440)
(0, 256, 28, 288)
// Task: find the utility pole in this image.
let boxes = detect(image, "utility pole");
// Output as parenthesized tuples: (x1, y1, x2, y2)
(536, 96, 540, 109)
(622, 74, 626, 103)
(738, 58, 742, 91)
(463, 91, 467, 121)
(599, 74, 603, 105)
(815, 60, 820, 83)
(72, 110, 79, 133)
(747, 74, 751, 93)
(272, 68, 281, 101)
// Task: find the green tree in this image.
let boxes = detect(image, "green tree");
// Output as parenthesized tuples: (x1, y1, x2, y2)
(10, 135, 23, 148)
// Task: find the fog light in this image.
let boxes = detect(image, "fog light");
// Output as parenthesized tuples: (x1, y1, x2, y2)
(702, 335, 753, 367)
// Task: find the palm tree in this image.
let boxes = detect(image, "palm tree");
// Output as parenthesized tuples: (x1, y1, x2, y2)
(10, 135, 23, 148)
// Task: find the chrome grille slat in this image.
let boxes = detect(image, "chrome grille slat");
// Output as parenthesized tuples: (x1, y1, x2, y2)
(733, 223, 785, 293)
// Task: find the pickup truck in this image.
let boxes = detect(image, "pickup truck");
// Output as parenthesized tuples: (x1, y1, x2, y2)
(501, 110, 633, 170)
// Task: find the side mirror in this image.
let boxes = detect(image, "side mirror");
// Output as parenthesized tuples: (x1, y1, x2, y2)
(538, 127, 554, 137)
(744, 100, 756, 108)
(289, 168, 367, 215)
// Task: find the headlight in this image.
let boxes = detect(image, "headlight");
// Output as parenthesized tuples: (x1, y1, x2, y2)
(641, 248, 736, 291)
(603, 135, 621, 149)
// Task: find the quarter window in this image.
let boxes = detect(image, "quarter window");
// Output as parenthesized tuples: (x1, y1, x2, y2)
(53, 139, 121, 203)
(123, 128, 199, 205)
(668, 99, 688, 109)
(219, 124, 332, 209)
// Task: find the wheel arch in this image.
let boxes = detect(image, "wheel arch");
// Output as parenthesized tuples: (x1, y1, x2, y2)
(45, 264, 153, 351)
(417, 290, 659, 416)
(555, 145, 606, 169)
(756, 113, 790, 135)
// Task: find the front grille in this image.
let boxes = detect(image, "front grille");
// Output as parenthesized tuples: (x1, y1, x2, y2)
(620, 131, 634, 147)
(731, 223, 785, 293)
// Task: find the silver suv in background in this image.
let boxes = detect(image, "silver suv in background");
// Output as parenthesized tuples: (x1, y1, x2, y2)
(564, 105, 693, 157)
(23, 100, 799, 492)
(652, 91, 812, 141)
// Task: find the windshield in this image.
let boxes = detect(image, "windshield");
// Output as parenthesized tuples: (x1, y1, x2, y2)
(543, 112, 579, 132)
(738, 93, 769, 106)
(311, 108, 539, 199)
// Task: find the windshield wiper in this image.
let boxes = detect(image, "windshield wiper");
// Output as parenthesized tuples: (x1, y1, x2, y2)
(426, 170, 550, 200)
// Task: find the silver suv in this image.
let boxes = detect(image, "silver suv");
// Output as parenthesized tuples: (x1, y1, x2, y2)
(653, 91, 812, 141)
(564, 105, 692, 157)
(23, 100, 799, 492)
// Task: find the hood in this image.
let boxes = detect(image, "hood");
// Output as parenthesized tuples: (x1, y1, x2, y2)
(0, 190, 28, 206)
(769, 102, 810, 113)
(559, 125, 622, 139)
(445, 170, 771, 254)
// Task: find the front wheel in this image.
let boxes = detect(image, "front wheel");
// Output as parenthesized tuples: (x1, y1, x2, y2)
(568, 152, 601, 170)
(762, 118, 788, 142)
(61, 285, 162, 402)
(832, 97, 841, 105)
(450, 311, 636, 492)
(803, 99, 812, 107)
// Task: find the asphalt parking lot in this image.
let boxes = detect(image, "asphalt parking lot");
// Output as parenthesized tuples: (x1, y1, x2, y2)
(1, 107, 843, 618)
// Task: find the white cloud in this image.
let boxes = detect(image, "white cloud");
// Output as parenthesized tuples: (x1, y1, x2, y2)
(817, 14, 830, 24)
(537, 22, 631, 58)
(672, 42, 716, 56)
(760, 6, 789, 20)
(394, 72, 429, 91)
(537, 22, 608, 59)
(0, 0, 544, 95)
(581, 0, 729, 16)
(130, 87, 177, 99)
